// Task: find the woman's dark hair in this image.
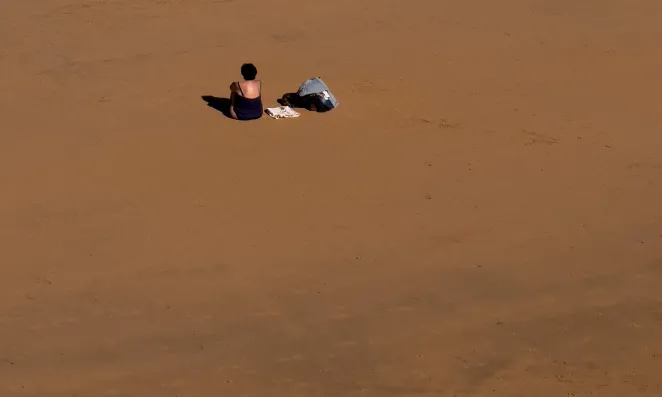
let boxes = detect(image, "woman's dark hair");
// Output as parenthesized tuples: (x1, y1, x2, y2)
(241, 63, 258, 80)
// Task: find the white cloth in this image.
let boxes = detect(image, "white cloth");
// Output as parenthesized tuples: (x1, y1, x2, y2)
(265, 106, 300, 119)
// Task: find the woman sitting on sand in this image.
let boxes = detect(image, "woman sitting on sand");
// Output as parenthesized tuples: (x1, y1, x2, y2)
(229, 63, 263, 121)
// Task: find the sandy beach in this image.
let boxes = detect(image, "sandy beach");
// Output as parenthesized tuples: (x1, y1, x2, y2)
(2, 1, 662, 395)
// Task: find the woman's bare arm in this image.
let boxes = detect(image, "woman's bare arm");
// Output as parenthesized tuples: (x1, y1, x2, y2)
(229, 82, 238, 105)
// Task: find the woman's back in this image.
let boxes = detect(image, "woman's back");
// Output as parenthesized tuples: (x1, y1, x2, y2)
(232, 79, 263, 120)
(237, 80, 261, 99)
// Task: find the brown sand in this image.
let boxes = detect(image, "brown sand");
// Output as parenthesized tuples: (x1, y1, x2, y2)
(2, 0, 662, 396)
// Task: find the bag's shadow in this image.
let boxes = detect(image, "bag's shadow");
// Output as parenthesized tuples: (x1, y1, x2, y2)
(201, 95, 231, 118)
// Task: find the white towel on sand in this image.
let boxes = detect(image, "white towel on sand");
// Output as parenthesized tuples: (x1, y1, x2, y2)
(266, 106, 300, 119)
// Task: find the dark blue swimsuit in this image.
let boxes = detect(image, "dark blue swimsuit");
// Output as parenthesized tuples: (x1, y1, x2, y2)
(233, 82, 263, 120)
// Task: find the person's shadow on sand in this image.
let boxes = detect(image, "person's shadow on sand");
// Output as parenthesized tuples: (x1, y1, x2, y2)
(201, 95, 231, 118)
